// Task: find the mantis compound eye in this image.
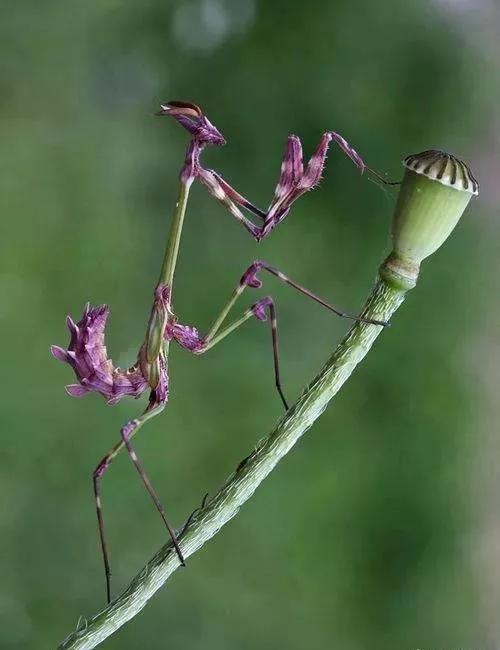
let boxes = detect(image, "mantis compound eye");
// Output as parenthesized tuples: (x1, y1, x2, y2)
(157, 100, 226, 146)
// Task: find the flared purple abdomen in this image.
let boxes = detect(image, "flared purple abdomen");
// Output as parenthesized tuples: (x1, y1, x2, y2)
(51, 304, 149, 405)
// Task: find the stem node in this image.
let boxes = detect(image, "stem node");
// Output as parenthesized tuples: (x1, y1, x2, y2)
(379, 252, 419, 291)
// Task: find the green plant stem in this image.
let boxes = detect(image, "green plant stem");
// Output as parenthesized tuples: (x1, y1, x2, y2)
(58, 272, 409, 650)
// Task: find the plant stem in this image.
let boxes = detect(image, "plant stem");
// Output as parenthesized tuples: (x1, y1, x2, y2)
(58, 271, 409, 650)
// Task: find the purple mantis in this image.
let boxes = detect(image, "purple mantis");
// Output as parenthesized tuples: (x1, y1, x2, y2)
(51, 101, 388, 603)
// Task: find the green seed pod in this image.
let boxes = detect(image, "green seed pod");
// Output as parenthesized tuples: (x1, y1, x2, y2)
(381, 150, 479, 290)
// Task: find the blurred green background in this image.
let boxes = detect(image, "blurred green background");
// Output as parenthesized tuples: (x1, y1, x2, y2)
(1, 0, 499, 648)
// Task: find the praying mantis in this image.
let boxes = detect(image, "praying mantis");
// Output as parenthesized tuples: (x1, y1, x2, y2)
(51, 101, 388, 603)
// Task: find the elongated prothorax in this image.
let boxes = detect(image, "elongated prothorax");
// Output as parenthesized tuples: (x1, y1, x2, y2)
(380, 149, 479, 291)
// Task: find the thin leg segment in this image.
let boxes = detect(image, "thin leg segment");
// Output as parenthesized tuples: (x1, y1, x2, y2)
(93, 439, 125, 603)
(168, 290, 289, 409)
(92, 401, 184, 604)
(120, 405, 185, 568)
(248, 261, 388, 326)
(169, 260, 387, 411)
(203, 296, 288, 409)
(254, 297, 289, 410)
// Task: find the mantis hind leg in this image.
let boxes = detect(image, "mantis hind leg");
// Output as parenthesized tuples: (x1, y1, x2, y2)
(120, 406, 186, 569)
(92, 402, 185, 604)
(93, 439, 125, 604)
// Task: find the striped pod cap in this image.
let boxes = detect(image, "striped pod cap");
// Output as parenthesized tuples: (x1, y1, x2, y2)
(403, 150, 479, 195)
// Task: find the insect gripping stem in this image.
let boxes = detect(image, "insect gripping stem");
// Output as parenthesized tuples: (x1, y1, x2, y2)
(57, 148, 478, 650)
(58, 278, 406, 650)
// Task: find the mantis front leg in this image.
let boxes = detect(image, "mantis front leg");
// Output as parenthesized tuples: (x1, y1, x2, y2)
(198, 131, 366, 241)
(158, 101, 374, 242)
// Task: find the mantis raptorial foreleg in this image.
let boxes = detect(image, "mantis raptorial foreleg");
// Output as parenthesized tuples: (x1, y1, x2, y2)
(197, 131, 366, 241)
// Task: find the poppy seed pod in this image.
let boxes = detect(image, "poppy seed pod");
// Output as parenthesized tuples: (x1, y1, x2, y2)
(381, 150, 479, 290)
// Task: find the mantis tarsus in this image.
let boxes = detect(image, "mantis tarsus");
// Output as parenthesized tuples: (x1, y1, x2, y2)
(51, 100, 388, 603)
